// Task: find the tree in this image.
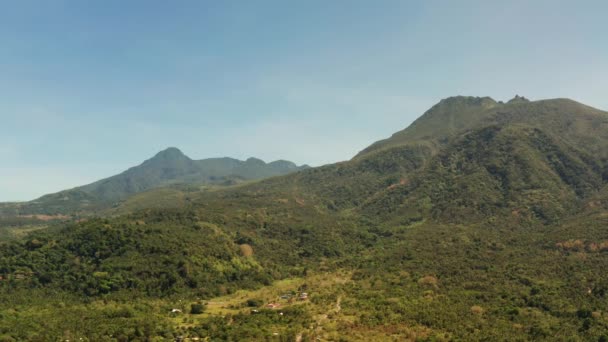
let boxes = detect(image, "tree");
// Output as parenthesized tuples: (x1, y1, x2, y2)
(191, 303, 205, 315)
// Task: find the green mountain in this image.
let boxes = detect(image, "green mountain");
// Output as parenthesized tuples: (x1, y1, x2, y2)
(357, 95, 500, 156)
(0, 148, 308, 217)
(2, 96, 608, 341)
(328, 96, 608, 223)
(357, 95, 608, 157)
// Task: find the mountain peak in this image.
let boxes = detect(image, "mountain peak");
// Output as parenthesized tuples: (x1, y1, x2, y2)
(268, 160, 298, 169)
(507, 95, 530, 104)
(356, 95, 608, 159)
(153, 147, 188, 160)
(143, 147, 192, 167)
(438, 96, 497, 107)
(245, 157, 266, 165)
(355, 96, 498, 157)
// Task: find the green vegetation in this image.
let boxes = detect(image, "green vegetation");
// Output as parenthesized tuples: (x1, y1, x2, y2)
(0, 216, 64, 242)
(1, 96, 608, 340)
(0, 148, 308, 217)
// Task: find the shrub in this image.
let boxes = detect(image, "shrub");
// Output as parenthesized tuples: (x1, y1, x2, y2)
(239, 244, 254, 257)
(470, 305, 484, 315)
(576, 309, 592, 319)
(418, 275, 438, 288)
(246, 299, 263, 307)
(191, 304, 205, 315)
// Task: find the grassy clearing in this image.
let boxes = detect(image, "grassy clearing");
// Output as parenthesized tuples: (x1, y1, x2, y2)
(173, 272, 350, 329)
(0, 224, 48, 241)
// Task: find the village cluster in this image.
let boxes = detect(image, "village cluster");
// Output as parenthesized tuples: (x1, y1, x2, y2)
(260, 291, 308, 312)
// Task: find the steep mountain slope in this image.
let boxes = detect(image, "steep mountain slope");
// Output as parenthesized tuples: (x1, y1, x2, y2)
(357, 96, 608, 159)
(0, 148, 308, 216)
(263, 96, 608, 222)
(357, 96, 499, 156)
(360, 123, 605, 224)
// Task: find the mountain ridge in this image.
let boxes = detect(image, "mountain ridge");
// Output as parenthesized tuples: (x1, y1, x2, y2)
(222, 96, 608, 226)
(0, 148, 309, 216)
(355, 96, 608, 158)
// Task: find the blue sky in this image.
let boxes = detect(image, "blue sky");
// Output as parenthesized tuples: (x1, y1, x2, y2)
(1, 0, 607, 201)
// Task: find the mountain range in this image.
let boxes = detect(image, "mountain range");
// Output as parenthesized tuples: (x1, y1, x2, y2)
(0, 149, 308, 216)
(1, 95, 608, 341)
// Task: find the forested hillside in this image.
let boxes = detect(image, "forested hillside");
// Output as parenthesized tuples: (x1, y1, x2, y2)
(1, 96, 608, 341)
